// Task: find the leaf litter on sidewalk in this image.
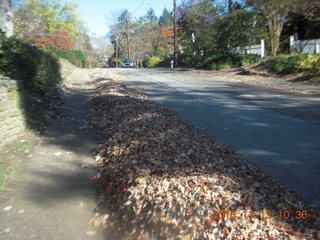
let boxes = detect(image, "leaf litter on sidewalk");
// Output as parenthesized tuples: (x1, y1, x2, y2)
(86, 76, 320, 240)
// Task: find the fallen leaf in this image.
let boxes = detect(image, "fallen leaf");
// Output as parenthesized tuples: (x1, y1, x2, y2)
(3, 206, 12, 211)
(86, 230, 96, 235)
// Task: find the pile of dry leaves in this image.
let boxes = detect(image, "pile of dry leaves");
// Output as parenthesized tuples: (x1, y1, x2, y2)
(87, 77, 320, 240)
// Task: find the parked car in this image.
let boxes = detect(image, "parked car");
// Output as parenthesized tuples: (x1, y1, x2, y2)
(122, 59, 134, 68)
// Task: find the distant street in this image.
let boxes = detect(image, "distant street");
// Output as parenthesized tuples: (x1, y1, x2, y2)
(112, 68, 320, 207)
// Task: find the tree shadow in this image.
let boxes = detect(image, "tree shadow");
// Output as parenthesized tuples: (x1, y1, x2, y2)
(85, 78, 320, 238)
(11, 85, 101, 200)
(11, 75, 320, 239)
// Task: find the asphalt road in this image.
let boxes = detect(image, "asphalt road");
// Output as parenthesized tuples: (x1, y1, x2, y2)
(111, 68, 320, 208)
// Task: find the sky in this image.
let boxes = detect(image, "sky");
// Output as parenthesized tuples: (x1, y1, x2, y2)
(67, 0, 181, 37)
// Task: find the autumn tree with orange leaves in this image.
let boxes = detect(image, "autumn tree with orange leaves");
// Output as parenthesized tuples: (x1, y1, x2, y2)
(34, 30, 74, 50)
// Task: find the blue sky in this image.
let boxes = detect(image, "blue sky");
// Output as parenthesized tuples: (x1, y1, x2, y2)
(67, 0, 180, 37)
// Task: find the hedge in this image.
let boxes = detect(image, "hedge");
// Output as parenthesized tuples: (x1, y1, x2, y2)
(144, 56, 162, 67)
(259, 54, 320, 76)
(48, 48, 88, 68)
(179, 53, 261, 69)
(0, 33, 62, 95)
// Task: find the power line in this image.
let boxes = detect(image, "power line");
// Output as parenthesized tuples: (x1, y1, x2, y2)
(132, 0, 148, 14)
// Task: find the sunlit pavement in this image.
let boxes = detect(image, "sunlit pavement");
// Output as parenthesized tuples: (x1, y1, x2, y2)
(111, 68, 320, 208)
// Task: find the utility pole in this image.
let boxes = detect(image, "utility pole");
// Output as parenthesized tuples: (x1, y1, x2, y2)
(228, 0, 233, 15)
(125, 14, 131, 60)
(115, 36, 119, 68)
(173, 0, 178, 68)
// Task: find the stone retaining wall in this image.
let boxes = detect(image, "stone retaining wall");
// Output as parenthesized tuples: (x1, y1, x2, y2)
(0, 79, 26, 148)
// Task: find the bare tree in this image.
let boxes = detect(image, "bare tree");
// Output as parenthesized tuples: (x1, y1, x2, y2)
(296, 0, 320, 21)
(246, 0, 296, 56)
(91, 35, 113, 67)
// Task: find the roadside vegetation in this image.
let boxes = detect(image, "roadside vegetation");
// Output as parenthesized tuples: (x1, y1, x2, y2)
(1, 0, 91, 95)
(108, 0, 320, 80)
(259, 54, 320, 77)
(143, 56, 162, 67)
(14, 0, 92, 67)
(0, 33, 61, 95)
(179, 53, 261, 70)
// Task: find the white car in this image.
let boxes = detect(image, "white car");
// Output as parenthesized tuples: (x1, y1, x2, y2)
(122, 59, 134, 68)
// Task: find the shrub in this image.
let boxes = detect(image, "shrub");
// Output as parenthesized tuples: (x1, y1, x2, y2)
(309, 58, 320, 77)
(178, 46, 202, 68)
(48, 48, 88, 68)
(259, 54, 320, 76)
(206, 54, 261, 70)
(178, 52, 261, 69)
(211, 63, 232, 70)
(0, 33, 62, 95)
(153, 48, 172, 67)
(144, 56, 162, 67)
(157, 57, 172, 67)
(28, 51, 61, 94)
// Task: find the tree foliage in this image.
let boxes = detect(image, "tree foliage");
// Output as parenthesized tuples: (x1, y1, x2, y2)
(178, 0, 219, 56)
(245, 0, 296, 56)
(0, 32, 62, 94)
(107, 0, 320, 68)
(13, 0, 91, 67)
(14, 0, 83, 41)
(159, 8, 172, 27)
(34, 30, 74, 50)
(109, 8, 170, 63)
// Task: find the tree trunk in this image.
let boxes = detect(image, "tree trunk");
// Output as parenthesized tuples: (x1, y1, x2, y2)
(173, 0, 178, 68)
(125, 16, 131, 60)
(266, 14, 284, 56)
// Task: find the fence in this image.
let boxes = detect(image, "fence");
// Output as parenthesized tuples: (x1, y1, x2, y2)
(235, 40, 265, 57)
(290, 36, 320, 54)
(236, 37, 320, 57)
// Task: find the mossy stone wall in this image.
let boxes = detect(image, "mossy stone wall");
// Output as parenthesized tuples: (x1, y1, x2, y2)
(0, 79, 26, 148)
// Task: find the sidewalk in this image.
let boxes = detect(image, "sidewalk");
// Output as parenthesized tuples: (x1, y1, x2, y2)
(0, 83, 103, 239)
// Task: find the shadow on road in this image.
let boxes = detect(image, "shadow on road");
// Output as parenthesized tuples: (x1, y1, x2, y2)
(85, 77, 320, 238)
(0, 86, 105, 240)
(4, 75, 319, 239)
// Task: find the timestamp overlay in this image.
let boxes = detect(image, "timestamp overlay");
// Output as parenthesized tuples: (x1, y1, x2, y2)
(210, 209, 312, 221)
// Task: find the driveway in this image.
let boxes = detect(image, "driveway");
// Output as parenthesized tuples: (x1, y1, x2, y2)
(110, 68, 320, 208)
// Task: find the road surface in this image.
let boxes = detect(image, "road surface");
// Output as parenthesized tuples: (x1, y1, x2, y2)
(111, 68, 320, 208)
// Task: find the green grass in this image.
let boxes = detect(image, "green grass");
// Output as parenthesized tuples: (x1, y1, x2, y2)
(0, 140, 34, 191)
(13, 142, 33, 154)
(0, 161, 20, 191)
